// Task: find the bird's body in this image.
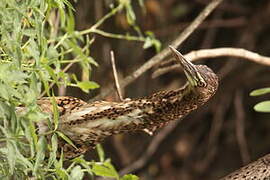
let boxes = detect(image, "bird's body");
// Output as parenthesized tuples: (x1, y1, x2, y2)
(32, 47, 219, 158)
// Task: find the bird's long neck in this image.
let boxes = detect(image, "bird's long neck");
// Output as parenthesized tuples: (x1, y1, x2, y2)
(136, 83, 206, 129)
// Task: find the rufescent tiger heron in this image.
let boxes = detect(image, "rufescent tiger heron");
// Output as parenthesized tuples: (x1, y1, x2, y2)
(34, 46, 219, 158)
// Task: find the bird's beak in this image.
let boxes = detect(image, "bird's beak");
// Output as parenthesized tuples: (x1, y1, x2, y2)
(169, 46, 204, 87)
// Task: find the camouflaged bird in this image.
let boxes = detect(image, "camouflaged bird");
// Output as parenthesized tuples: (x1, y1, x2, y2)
(35, 46, 219, 158)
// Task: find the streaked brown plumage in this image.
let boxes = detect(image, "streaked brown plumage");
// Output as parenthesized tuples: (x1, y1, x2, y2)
(34, 46, 219, 158)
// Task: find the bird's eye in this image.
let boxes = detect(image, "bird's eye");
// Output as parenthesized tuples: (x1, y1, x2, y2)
(197, 81, 206, 87)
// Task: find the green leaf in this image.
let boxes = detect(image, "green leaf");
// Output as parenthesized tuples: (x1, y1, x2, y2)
(88, 56, 98, 66)
(70, 166, 84, 180)
(16, 148, 34, 170)
(47, 46, 59, 60)
(66, 7, 75, 33)
(39, 71, 51, 96)
(120, 174, 139, 180)
(125, 4, 136, 25)
(56, 131, 77, 149)
(138, 0, 145, 8)
(54, 150, 68, 179)
(55, 168, 69, 179)
(66, 39, 88, 62)
(143, 37, 152, 49)
(21, 117, 38, 158)
(77, 81, 100, 93)
(28, 38, 40, 61)
(44, 65, 58, 85)
(152, 39, 161, 52)
(96, 144, 105, 162)
(71, 156, 92, 173)
(30, 72, 41, 98)
(6, 141, 16, 174)
(34, 136, 47, 175)
(0, 83, 10, 100)
(250, 87, 270, 96)
(254, 101, 270, 113)
(51, 96, 60, 131)
(48, 134, 58, 168)
(62, 0, 75, 11)
(23, 29, 36, 37)
(143, 32, 161, 52)
(92, 162, 119, 178)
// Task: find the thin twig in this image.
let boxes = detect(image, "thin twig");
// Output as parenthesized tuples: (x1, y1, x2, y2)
(152, 48, 270, 78)
(119, 119, 182, 176)
(110, 50, 124, 101)
(195, 95, 230, 172)
(79, 4, 123, 35)
(234, 90, 250, 164)
(39, 61, 76, 98)
(155, 17, 246, 37)
(91, 29, 145, 42)
(200, 10, 222, 48)
(91, 0, 224, 101)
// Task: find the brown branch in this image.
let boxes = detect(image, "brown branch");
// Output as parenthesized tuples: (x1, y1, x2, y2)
(119, 119, 181, 176)
(110, 50, 124, 101)
(200, 10, 222, 49)
(196, 0, 248, 14)
(154, 17, 246, 37)
(152, 48, 270, 78)
(195, 95, 231, 173)
(188, 71, 258, 176)
(234, 90, 250, 164)
(91, 0, 224, 101)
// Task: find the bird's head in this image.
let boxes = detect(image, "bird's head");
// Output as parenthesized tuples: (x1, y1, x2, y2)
(169, 46, 218, 97)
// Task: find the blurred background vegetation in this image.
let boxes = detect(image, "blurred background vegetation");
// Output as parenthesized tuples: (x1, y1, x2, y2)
(0, 0, 270, 179)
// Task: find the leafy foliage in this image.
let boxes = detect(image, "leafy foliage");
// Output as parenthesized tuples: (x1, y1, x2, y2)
(253, 101, 270, 113)
(250, 87, 270, 113)
(0, 0, 158, 178)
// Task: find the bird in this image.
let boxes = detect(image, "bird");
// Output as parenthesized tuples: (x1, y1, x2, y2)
(34, 46, 219, 158)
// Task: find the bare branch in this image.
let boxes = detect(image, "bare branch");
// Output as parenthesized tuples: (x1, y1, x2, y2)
(152, 48, 270, 78)
(234, 90, 250, 164)
(195, 95, 230, 172)
(119, 120, 181, 176)
(110, 50, 124, 101)
(155, 17, 246, 37)
(91, 0, 224, 101)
